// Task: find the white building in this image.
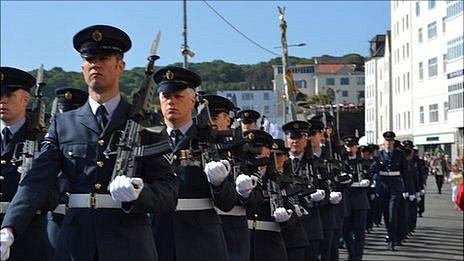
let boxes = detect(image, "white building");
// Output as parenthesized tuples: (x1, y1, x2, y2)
(216, 88, 279, 125)
(272, 62, 365, 126)
(365, 33, 394, 145)
(445, 0, 464, 160)
(366, 0, 463, 160)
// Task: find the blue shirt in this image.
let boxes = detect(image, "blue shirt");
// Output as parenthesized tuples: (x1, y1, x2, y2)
(88, 94, 121, 120)
(1, 117, 26, 139)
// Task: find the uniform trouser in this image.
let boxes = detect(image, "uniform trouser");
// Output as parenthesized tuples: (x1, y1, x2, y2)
(319, 229, 338, 261)
(418, 194, 425, 214)
(435, 175, 444, 193)
(47, 212, 65, 250)
(372, 195, 383, 225)
(305, 240, 320, 261)
(408, 199, 418, 232)
(397, 198, 410, 241)
(220, 216, 250, 261)
(286, 247, 306, 261)
(380, 177, 403, 243)
(342, 210, 367, 261)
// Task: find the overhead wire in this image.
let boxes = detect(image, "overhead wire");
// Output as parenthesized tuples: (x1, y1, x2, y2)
(201, 0, 280, 57)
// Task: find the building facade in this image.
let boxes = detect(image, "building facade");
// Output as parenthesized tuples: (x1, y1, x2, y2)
(366, 0, 463, 160)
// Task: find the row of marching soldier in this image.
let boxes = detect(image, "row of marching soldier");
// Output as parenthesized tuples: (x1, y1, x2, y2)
(0, 24, 428, 261)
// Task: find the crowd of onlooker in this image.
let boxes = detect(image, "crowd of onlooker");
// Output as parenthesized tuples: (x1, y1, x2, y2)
(422, 152, 463, 210)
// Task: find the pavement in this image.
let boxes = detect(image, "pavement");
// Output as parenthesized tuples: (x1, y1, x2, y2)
(339, 176, 464, 260)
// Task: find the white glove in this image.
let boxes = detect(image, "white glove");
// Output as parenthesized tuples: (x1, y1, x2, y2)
(204, 160, 230, 186)
(370, 194, 376, 200)
(310, 189, 326, 202)
(370, 180, 376, 188)
(235, 174, 257, 198)
(273, 207, 293, 223)
(417, 196, 422, 202)
(360, 179, 370, 187)
(415, 192, 421, 199)
(329, 191, 342, 204)
(109, 175, 144, 202)
(293, 204, 303, 217)
(420, 189, 425, 195)
(402, 192, 409, 199)
(409, 195, 415, 201)
(1, 228, 14, 261)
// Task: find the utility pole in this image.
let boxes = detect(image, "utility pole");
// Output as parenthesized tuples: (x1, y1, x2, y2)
(182, 0, 189, 68)
(278, 6, 297, 122)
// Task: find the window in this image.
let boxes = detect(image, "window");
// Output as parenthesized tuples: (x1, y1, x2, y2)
(418, 28, 423, 43)
(398, 114, 402, 131)
(407, 72, 410, 90)
(444, 102, 448, 121)
(420, 106, 424, 124)
(403, 74, 406, 91)
(447, 0, 464, 19)
(403, 112, 406, 130)
(443, 54, 447, 73)
(402, 45, 405, 60)
(356, 77, 365, 85)
(447, 36, 464, 60)
(429, 104, 439, 122)
(406, 14, 409, 30)
(406, 43, 410, 58)
(326, 78, 335, 85)
(402, 17, 405, 32)
(428, 22, 437, 39)
(416, 1, 420, 16)
(263, 92, 270, 100)
(428, 0, 436, 9)
(342, 91, 349, 97)
(448, 82, 464, 110)
(340, 78, 350, 85)
(407, 111, 411, 129)
(419, 62, 424, 80)
(295, 80, 307, 89)
(263, 105, 270, 114)
(442, 17, 446, 33)
(428, 57, 438, 77)
(242, 93, 253, 100)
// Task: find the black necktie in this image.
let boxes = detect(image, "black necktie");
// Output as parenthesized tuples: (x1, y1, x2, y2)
(96, 105, 108, 131)
(2, 127, 12, 152)
(387, 151, 391, 159)
(170, 129, 183, 146)
(292, 158, 300, 171)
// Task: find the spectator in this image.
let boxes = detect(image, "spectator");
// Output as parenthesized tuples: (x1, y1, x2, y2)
(448, 161, 463, 209)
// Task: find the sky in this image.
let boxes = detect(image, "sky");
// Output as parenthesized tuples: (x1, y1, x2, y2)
(1, 1, 391, 72)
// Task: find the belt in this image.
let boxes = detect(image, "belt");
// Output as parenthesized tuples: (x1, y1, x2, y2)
(175, 198, 214, 211)
(216, 205, 246, 216)
(380, 171, 400, 177)
(68, 194, 121, 209)
(1, 202, 41, 214)
(53, 204, 67, 215)
(248, 220, 281, 232)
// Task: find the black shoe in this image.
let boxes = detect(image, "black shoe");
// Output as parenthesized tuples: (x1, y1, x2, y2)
(388, 242, 396, 251)
(385, 236, 390, 242)
(418, 213, 423, 217)
(397, 241, 404, 246)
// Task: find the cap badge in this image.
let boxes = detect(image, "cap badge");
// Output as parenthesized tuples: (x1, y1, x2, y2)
(165, 70, 174, 80)
(0, 72, 3, 82)
(308, 122, 312, 128)
(92, 30, 103, 42)
(64, 91, 73, 100)
(244, 112, 250, 117)
(247, 132, 255, 140)
(293, 123, 299, 129)
(272, 143, 279, 149)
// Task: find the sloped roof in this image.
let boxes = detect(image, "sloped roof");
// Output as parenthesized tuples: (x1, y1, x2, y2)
(316, 64, 357, 74)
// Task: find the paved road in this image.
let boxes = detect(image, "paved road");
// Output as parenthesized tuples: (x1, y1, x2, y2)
(340, 176, 464, 260)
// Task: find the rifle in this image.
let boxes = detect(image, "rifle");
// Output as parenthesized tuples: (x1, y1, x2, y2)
(11, 64, 47, 181)
(105, 32, 161, 183)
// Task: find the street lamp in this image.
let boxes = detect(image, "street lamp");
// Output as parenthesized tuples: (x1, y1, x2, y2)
(274, 43, 307, 49)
